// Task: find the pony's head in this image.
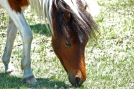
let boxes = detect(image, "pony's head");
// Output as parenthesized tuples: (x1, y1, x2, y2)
(51, 0, 97, 87)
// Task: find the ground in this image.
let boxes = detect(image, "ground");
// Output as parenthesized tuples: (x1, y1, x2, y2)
(0, 0, 134, 88)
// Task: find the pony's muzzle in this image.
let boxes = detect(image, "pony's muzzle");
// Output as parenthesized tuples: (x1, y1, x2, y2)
(68, 71, 86, 87)
(69, 76, 84, 87)
(74, 77, 82, 87)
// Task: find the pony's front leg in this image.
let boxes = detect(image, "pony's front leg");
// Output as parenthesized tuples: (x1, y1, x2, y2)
(16, 15, 37, 84)
(11, 13, 36, 84)
(2, 17, 17, 74)
(14, 15, 36, 84)
(20, 26, 37, 84)
(1, 2, 37, 84)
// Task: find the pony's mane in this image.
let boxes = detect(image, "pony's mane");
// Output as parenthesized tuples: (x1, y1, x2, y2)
(29, 0, 98, 42)
(54, 0, 98, 42)
(29, 0, 53, 33)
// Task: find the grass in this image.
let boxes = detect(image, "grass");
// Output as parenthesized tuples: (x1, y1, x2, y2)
(0, 0, 134, 88)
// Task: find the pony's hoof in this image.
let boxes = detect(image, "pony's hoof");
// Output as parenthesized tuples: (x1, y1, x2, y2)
(5, 69, 13, 74)
(22, 75, 37, 84)
(5, 63, 14, 74)
(5, 68, 14, 75)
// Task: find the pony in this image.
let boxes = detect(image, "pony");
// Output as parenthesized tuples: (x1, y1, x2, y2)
(0, 0, 99, 87)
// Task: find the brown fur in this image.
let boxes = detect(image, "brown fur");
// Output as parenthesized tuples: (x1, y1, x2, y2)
(8, 0, 29, 12)
(51, 0, 98, 87)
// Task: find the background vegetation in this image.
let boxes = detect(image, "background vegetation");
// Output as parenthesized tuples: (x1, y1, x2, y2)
(0, 0, 134, 88)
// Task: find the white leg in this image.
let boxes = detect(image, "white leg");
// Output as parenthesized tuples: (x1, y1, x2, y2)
(1, 0, 37, 84)
(2, 17, 17, 74)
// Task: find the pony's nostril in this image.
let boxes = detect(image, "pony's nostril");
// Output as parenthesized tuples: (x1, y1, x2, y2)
(74, 77, 81, 87)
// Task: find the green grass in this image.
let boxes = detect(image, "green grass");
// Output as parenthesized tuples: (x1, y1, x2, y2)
(0, 0, 134, 88)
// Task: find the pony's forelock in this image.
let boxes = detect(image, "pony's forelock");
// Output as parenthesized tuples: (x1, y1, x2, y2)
(54, 0, 98, 43)
(29, 0, 98, 43)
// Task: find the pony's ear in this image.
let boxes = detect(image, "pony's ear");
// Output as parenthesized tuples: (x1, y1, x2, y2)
(64, 12, 71, 23)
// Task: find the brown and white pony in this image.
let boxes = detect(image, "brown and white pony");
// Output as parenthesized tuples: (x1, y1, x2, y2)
(0, 0, 100, 87)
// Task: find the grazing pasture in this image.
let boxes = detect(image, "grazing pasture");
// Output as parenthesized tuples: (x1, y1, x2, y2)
(0, 0, 134, 88)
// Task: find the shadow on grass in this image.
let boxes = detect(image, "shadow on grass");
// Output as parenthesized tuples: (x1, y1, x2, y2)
(30, 23, 52, 37)
(0, 73, 70, 88)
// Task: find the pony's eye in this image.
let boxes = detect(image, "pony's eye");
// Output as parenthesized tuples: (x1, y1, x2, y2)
(65, 39, 72, 47)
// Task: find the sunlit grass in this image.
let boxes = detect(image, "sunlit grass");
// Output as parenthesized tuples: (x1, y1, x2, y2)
(0, 0, 134, 88)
